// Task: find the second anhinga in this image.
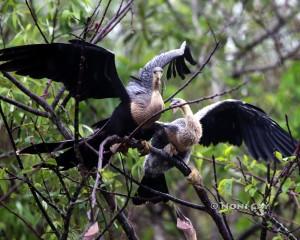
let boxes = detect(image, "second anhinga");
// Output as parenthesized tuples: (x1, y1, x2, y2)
(0, 40, 196, 169)
(133, 98, 297, 205)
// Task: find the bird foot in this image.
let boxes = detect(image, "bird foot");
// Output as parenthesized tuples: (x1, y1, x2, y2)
(138, 140, 151, 156)
(163, 143, 178, 156)
(110, 143, 128, 154)
(187, 168, 202, 186)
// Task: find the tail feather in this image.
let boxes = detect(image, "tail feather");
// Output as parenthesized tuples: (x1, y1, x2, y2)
(55, 143, 112, 170)
(19, 140, 74, 154)
(132, 174, 169, 205)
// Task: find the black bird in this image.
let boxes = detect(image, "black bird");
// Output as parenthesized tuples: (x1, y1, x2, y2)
(0, 40, 196, 169)
(133, 99, 297, 205)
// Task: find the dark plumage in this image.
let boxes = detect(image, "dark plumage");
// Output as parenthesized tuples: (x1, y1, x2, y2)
(196, 99, 297, 159)
(0, 40, 196, 169)
(133, 99, 297, 205)
(0, 40, 128, 101)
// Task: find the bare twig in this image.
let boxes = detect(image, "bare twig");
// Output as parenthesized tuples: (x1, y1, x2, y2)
(0, 201, 43, 239)
(51, 86, 65, 109)
(165, 41, 220, 103)
(99, 190, 139, 240)
(50, 0, 60, 43)
(0, 95, 49, 117)
(61, 178, 86, 240)
(130, 79, 249, 139)
(233, 43, 300, 77)
(1, 71, 72, 139)
(90, 0, 112, 42)
(91, 0, 134, 44)
(0, 104, 60, 238)
(25, 0, 49, 43)
(212, 156, 234, 239)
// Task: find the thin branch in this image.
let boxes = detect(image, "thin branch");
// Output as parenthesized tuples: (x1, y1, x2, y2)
(0, 150, 15, 159)
(3, 167, 64, 216)
(61, 178, 86, 240)
(96, 179, 136, 240)
(1, 71, 72, 139)
(212, 155, 234, 239)
(0, 104, 60, 238)
(110, 163, 206, 212)
(50, 0, 60, 43)
(165, 0, 187, 29)
(0, 95, 49, 117)
(237, 223, 261, 240)
(0, 201, 43, 239)
(234, 12, 290, 60)
(91, 0, 134, 44)
(90, 0, 112, 42)
(232, 43, 300, 77)
(99, 189, 139, 240)
(51, 86, 65, 109)
(0, 180, 22, 202)
(165, 41, 220, 103)
(25, 0, 49, 43)
(130, 79, 249, 139)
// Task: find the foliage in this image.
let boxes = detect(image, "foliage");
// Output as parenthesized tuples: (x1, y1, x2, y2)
(0, 0, 300, 239)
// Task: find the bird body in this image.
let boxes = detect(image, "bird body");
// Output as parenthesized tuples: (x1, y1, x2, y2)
(0, 40, 196, 169)
(133, 99, 200, 204)
(133, 99, 297, 205)
(164, 99, 202, 153)
(130, 78, 164, 128)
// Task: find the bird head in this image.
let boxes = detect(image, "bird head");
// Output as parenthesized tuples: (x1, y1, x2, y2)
(152, 67, 163, 90)
(170, 98, 187, 114)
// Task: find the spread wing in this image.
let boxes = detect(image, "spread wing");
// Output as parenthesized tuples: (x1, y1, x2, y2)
(0, 40, 129, 101)
(195, 99, 297, 161)
(136, 41, 197, 90)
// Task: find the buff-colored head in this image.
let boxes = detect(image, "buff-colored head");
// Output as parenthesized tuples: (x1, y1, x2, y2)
(170, 98, 187, 113)
(152, 67, 163, 90)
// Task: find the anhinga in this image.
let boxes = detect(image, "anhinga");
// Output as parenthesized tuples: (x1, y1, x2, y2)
(133, 99, 297, 205)
(0, 40, 196, 169)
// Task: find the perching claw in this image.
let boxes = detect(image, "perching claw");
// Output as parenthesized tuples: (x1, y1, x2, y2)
(138, 140, 151, 156)
(187, 168, 202, 186)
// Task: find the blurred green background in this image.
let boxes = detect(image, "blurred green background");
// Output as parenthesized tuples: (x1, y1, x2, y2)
(0, 0, 300, 239)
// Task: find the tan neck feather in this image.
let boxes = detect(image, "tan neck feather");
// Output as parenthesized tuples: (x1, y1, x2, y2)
(152, 77, 161, 91)
(181, 104, 193, 117)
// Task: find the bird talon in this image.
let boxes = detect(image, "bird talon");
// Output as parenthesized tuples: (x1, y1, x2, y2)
(187, 168, 202, 186)
(163, 144, 178, 157)
(110, 143, 128, 154)
(139, 140, 150, 156)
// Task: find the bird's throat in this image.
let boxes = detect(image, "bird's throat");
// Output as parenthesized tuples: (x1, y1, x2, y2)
(130, 90, 164, 128)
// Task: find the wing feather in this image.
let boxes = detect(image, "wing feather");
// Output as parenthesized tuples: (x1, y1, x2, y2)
(196, 99, 297, 161)
(0, 40, 129, 101)
(137, 41, 196, 90)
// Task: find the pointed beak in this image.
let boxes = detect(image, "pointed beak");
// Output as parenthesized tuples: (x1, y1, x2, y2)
(170, 99, 179, 114)
(172, 107, 179, 114)
(156, 71, 163, 81)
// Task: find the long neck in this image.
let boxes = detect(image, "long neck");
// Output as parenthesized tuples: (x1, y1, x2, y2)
(152, 76, 161, 92)
(181, 104, 193, 117)
(181, 104, 197, 129)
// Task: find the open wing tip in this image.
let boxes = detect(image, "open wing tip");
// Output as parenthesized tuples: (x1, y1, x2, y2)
(180, 41, 187, 50)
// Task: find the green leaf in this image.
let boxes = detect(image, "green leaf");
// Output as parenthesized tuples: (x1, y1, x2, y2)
(0, 168, 8, 193)
(295, 183, 300, 193)
(274, 151, 283, 161)
(218, 178, 233, 197)
(282, 178, 294, 193)
(101, 170, 119, 178)
(272, 235, 284, 240)
(224, 145, 233, 157)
